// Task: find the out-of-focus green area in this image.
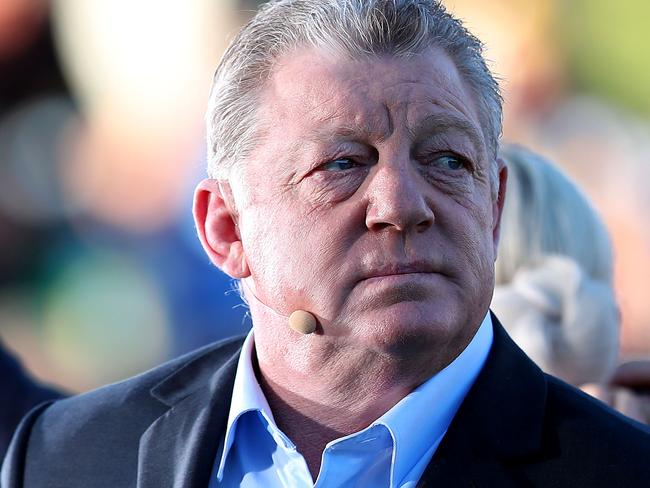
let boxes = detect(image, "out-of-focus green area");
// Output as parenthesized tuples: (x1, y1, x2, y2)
(0, 0, 649, 393)
(562, 0, 650, 116)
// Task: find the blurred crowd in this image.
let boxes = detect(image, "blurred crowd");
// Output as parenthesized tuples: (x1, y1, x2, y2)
(0, 0, 649, 420)
(0, 0, 255, 394)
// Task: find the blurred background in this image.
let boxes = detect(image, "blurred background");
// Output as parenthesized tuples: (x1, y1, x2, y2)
(0, 0, 649, 393)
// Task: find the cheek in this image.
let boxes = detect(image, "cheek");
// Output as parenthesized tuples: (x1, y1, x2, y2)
(446, 198, 497, 276)
(464, 188, 496, 238)
(466, 212, 497, 296)
(240, 204, 353, 309)
(242, 209, 303, 286)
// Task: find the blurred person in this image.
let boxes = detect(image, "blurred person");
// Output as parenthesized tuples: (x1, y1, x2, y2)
(492, 144, 650, 426)
(0, 0, 246, 392)
(0, 0, 69, 462)
(0, 340, 63, 460)
(492, 143, 619, 387)
(3, 2, 650, 487)
(0, 0, 73, 279)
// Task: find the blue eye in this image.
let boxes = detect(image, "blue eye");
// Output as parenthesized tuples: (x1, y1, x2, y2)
(432, 155, 464, 170)
(321, 158, 357, 171)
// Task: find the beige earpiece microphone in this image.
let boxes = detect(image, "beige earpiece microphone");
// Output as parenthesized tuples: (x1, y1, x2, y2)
(288, 310, 318, 334)
(242, 281, 318, 335)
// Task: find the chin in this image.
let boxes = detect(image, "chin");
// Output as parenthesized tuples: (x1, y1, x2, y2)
(353, 301, 466, 358)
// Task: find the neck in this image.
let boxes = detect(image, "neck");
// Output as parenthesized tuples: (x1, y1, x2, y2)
(256, 359, 411, 479)
(253, 331, 445, 478)
(247, 299, 477, 478)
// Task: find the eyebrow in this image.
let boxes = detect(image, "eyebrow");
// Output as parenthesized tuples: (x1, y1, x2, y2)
(411, 113, 485, 154)
(292, 111, 486, 157)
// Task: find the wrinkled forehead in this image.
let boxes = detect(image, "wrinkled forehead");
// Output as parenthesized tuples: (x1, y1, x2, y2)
(251, 46, 487, 160)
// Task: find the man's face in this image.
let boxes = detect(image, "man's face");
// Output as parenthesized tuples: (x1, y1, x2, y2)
(231, 46, 504, 358)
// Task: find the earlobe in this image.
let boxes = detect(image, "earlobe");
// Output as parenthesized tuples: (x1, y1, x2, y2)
(193, 179, 250, 279)
(492, 158, 508, 255)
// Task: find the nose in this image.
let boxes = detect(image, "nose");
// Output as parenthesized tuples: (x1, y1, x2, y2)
(364, 162, 434, 233)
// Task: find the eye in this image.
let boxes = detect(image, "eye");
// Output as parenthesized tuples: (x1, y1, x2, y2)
(431, 154, 465, 170)
(320, 158, 358, 171)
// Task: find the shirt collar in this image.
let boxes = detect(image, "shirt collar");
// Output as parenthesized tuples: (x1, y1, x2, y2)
(217, 312, 493, 483)
(216, 330, 274, 478)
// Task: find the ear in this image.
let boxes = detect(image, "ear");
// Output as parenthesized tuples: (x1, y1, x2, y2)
(193, 179, 250, 279)
(491, 157, 508, 257)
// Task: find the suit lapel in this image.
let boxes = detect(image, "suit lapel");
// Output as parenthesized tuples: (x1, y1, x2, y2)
(418, 314, 548, 487)
(136, 340, 242, 488)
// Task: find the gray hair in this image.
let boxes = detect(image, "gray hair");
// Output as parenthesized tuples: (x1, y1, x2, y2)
(492, 144, 618, 386)
(206, 0, 502, 182)
(495, 144, 614, 285)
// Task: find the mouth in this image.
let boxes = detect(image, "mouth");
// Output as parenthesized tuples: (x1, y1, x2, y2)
(357, 263, 440, 283)
(353, 268, 437, 306)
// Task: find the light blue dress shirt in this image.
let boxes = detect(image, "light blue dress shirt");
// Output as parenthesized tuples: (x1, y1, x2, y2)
(211, 313, 493, 487)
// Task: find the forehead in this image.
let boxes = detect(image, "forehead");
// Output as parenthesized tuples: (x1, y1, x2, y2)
(255, 46, 486, 152)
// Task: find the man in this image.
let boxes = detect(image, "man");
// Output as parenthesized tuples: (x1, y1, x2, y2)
(3, 1, 649, 487)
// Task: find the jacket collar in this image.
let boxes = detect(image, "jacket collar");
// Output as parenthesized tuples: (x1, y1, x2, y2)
(136, 337, 244, 488)
(418, 312, 548, 487)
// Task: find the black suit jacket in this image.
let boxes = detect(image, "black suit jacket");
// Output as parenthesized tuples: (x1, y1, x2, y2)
(0, 341, 63, 461)
(3, 316, 650, 487)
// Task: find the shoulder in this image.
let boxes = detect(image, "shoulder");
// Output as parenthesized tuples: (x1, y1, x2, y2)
(476, 316, 650, 484)
(1, 335, 245, 488)
(518, 372, 650, 486)
(544, 373, 650, 450)
(37, 334, 244, 426)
